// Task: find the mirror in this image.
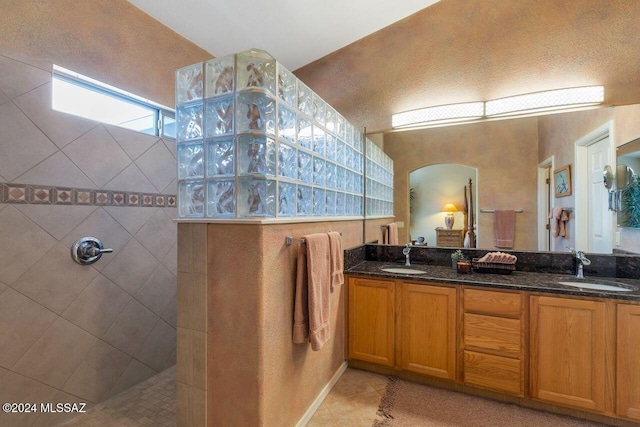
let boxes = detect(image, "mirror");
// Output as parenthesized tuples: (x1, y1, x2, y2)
(374, 103, 640, 254)
(617, 164, 637, 191)
(616, 137, 640, 228)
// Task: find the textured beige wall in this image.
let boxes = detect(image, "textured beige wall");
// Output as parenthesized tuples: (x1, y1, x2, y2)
(385, 118, 539, 249)
(295, 0, 640, 133)
(0, 0, 212, 107)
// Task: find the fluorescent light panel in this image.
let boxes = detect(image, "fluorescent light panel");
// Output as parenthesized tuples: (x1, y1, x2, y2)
(392, 86, 604, 128)
(392, 102, 484, 128)
(485, 86, 604, 117)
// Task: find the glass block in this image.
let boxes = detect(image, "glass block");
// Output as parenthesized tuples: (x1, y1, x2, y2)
(278, 181, 296, 217)
(206, 180, 235, 217)
(206, 138, 234, 177)
(205, 55, 235, 98)
(355, 196, 363, 216)
(345, 194, 354, 215)
(238, 178, 276, 217)
(310, 126, 324, 156)
(277, 64, 297, 107)
(325, 190, 336, 216)
(237, 134, 275, 176)
(297, 81, 313, 118)
(313, 188, 325, 216)
(237, 49, 276, 95)
(325, 134, 336, 161)
(178, 143, 204, 179)
(176, 63, 203, 104)
(345, 122, 354, 146)
(176, 103, 203, 142)
(335, 192, 345, 216)
(297, 117, 312, 150)
(205, 96, 234, 137)
(178, 181, 204, 217)
(337, 166, 346, 191)
(298, 151, 312, 183)
(326, 106, 336, 134)
(278, 142, 297, 179)
(277, 104, 296, 144)
(345, 146, 355, 170)
(313, 157, 325, 186)
(297, 185, 312, 216)
(237, 92, 276, 135)
(336, 114, 346, 139)
(312, 94, 326, 126)
(346, 170, 355, 193)
(353, 128, 363, 151)
(325, 161, 337, 189)
(336, 139, 346, 166)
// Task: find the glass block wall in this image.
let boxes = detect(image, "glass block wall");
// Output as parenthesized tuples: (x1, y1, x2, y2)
(365, 139, 394, 217)
(175, 49, 367, 219)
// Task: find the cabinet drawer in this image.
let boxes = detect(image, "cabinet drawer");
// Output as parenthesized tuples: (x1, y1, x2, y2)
(464, 351, 523, 396)
(464, 313, 521, 358)
(464, 288, 522, 317)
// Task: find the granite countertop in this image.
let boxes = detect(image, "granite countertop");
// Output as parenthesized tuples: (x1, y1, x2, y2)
(346, 261, 640, 301)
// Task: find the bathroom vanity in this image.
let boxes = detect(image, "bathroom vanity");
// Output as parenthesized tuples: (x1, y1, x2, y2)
(345, 249, 640, 426)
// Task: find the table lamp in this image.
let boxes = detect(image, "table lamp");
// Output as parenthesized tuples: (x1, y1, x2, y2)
(441, 203, 458, 229)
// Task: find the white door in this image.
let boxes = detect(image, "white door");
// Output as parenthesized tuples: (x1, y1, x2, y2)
(587, 137, 612, 253)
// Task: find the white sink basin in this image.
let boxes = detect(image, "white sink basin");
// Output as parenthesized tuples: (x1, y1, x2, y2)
(380, 267, 427, 275)
(558, 281, 637, 292)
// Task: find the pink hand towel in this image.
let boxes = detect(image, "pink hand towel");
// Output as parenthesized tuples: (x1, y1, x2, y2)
(304, 233, 331, 351)
(328, 231, 343, 292)
(388, 223, 399, 245)
(292, 242, 309, 344)
(494, 210, 515, 248)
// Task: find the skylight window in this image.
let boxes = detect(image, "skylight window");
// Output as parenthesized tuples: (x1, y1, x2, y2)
(52, 65, 175, 138)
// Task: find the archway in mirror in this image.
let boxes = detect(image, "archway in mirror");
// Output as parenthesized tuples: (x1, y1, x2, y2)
(409, 163, 478, 247)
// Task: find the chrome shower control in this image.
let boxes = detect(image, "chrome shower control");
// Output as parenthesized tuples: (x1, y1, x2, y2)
(71, 237, 113, 265)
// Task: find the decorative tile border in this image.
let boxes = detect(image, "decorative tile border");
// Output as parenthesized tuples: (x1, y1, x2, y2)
(0, 182, 176, 208)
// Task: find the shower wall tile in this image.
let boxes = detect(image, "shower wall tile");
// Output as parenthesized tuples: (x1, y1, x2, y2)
(14, 82, 97, 149)
(0, 206, 57, 285)
(103, 163, 158, 194)
(16, 151, 94, 189)
(102, 299, 159, 357)
(62, 340, 131, 403)
(135, 140, 177, 193)
(105, 124, 160, 161)
(0, 371, 58, 427)
(138, 319, 176, 372)
(162, 244, 178, 277)
(104, 205, 158, 235)
(134, 208, 176, 261)
(109, 359, 157, 397)
(0, 88, 8, 105)
(62, 275, 131, 337)
(13, 317, 97, 388)
(102, 239, 159, 295)
(12, 243, 99, 314)
(0, 55, 51, 99)
(0, 281, 6, 296)
(62, 126, 131, 188)
(16, 204, 97, 240)
(31, 390, 92, 427)
(161, 295, 177, 327)
(0, 288, 57, 369)
(0, 102, 58, 181)
(135, 264, 177, 316)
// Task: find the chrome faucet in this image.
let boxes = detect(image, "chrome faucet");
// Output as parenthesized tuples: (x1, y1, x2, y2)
(403, 244, 411, 266)
(568, 247, 591, 278)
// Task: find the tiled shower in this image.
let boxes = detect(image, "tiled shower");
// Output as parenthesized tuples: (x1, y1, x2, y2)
(0, 51, 178, 426)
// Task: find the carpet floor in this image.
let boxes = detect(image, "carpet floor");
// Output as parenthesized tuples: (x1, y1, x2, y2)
(373, 377, 609, 427)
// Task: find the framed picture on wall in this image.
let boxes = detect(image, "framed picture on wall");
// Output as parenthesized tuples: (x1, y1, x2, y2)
(554, 164, 572, 197)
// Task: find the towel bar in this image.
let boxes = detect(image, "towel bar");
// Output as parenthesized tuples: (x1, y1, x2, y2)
(285, 232, 342, 246)
(480, 209, 524, 213)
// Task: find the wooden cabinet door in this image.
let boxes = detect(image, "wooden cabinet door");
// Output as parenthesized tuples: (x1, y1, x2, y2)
(400, 283, 457, 379)
(530, 296, 606, 412)
(348, 277, 395, 366)
(617, 304, 640, 421)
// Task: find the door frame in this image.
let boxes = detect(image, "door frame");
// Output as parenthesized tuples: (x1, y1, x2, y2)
(574, 121, 615, 251)
(537, 156, 554, 251)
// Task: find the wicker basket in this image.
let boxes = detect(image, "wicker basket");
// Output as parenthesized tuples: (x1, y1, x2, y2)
(472, 258, 516, 275)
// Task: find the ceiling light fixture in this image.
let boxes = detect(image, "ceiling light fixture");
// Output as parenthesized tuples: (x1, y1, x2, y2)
(391, 102, 484, 128)
(392, 86, 604, 129)
(485, 86, 604, 117)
